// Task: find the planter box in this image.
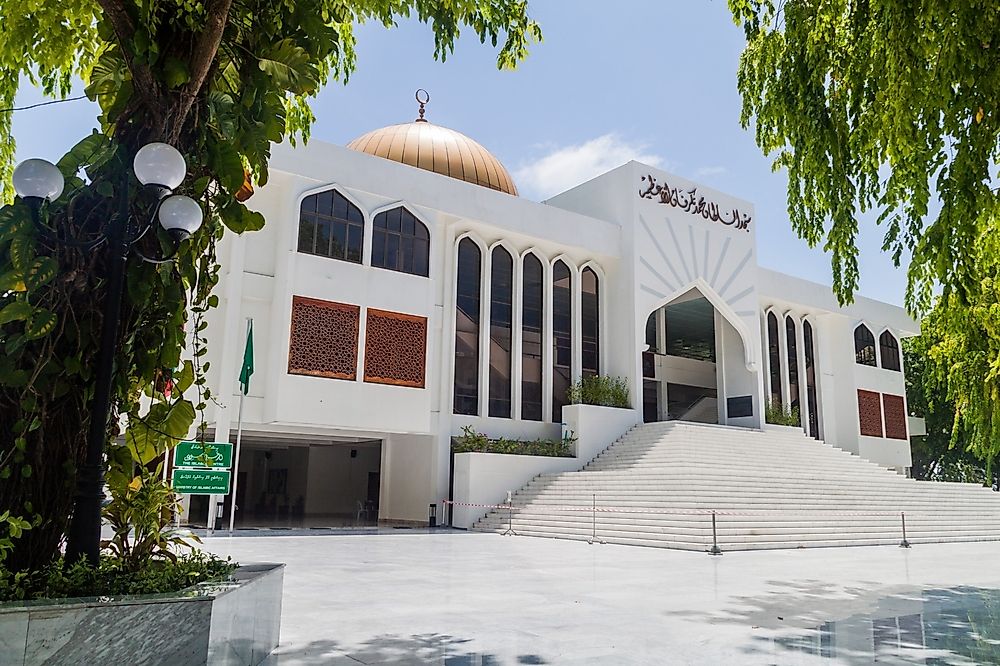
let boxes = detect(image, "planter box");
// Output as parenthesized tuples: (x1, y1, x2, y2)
(0, 562, 283, 666)
(762, 423, 805, 436)
(451, 404, 642, 529)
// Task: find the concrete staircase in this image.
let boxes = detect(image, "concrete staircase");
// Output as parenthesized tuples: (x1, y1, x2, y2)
(473, 421, 1000, 551)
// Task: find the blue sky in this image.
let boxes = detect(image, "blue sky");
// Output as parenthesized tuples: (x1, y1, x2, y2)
(12, 0, 909, 305)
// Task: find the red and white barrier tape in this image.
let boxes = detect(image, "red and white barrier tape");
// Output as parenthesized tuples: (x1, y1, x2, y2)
(440, 500, 910, 518)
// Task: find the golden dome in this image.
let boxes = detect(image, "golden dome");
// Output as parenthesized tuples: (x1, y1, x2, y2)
(346, 91, 517, 196)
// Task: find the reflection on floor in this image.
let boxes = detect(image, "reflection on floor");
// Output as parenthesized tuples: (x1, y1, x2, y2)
(199, 534, 1000, 665)
(234, 512, 378, 529)
(771, 586, 1000, 663)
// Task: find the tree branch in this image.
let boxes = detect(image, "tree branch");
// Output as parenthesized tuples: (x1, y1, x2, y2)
(94, 0, 160, 113)
(170, 0, 234, 143)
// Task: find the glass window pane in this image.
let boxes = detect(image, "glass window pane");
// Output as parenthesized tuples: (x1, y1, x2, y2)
(552, 261, 572, 422)
(372, 229, 386, 268)
(454, 239, 481, 415)
(315, 220, 332, 257)
(522, 254, 544, 422)
(385, 234, 400, 271)
(329, 221, 345, 259)
(347, 224, 363, 263)
(317, 191, 333, 215)
(414, 239, 429, 277)
(297, 217, 315, 253)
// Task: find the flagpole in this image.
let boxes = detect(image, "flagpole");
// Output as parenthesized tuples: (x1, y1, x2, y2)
(229, 318, 252, 534)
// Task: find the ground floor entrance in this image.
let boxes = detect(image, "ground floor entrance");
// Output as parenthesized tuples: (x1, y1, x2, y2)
(190, 437, 382, 528)
(640, 287, 758, 427)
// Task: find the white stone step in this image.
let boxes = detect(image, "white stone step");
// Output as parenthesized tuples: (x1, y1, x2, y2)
(470, 420, 1000, 552)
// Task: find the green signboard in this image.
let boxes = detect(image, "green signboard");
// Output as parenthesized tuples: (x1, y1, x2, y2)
(172, 469, 231, 495)
(173, 441, 233, 470)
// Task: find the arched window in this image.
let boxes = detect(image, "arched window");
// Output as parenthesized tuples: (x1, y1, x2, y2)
(581, 268, 600, 377)
(521, 254, 544, 421)
(372, 206, 430, 277)
(785, 316, 800, 415)
(804, 320, 819, 439)
(854, 324, 876, 366)
(552, 260, 573, 422)
(879, 331, 901, 371)
(453, 239, 481, 415)
(767, 312, 782, 406)
(489, 247, 514, 418)
(298, 189, 364, 263)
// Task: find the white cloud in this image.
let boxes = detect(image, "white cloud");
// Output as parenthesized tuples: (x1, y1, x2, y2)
(693, 165, 727, 179)
(514, 134, 664, 200)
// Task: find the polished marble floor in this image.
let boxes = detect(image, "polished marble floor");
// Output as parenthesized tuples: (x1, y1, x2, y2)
(200, 533, 1000, 665)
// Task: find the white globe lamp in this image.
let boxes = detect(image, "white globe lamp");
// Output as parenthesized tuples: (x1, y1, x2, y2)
(158, 195, 203, 242)
(12, 159, 64, 202)
(133, 142, 186, 190)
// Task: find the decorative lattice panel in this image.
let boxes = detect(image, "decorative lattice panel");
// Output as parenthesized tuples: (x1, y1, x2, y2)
(858, 389, 883, 437)
(364, 308, 427, 388)
(287, 296, 360, 380)
(883, 393, 908, 440)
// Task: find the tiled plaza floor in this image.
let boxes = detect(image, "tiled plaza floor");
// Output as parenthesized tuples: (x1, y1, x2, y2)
(202, 532, 1000, 665)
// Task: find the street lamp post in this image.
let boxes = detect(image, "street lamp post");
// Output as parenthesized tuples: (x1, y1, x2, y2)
(12, 142, 204, 565)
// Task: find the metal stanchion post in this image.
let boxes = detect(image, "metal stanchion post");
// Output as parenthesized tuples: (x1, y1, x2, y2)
(899, 511, 911, 548)
(589, 494, 596, 544)
(709, 511, 723, 556)
(502, 490, 516, 536)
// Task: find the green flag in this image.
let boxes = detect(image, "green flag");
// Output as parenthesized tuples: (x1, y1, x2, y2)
(238, 320, 254, 395)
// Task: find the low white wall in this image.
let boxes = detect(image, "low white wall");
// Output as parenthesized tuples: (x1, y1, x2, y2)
(451, 404, 640, 528)
(562, 404, 642, 461)
(451, 453, 581, 529)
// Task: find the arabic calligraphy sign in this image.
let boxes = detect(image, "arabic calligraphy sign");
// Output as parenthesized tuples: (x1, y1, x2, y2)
(172, 469, 231, 494)
(173, 441, 233, 470)
(639, 174, 752, 232)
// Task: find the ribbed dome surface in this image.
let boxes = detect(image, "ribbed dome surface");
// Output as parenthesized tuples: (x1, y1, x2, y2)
(347, 121, 518, 196)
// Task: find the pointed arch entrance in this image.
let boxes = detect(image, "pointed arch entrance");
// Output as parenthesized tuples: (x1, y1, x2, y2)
(640, 284, 760, 427)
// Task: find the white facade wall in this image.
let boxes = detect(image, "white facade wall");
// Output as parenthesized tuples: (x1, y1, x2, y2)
(197, 141, 919, 527)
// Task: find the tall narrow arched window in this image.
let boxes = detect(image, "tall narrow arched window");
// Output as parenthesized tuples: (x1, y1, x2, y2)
(552, 260, 573, 422)
(804, 320, 819, 439)
(453, 239, 481, 415)
(785, 316, 800, 415)
(854, 324, 876, 366)
(581, 268, 600, 377)
(767, 312, 782, 406)
(521, 254, 544, 421)
(489, 247, 513, 418)
(298, 189, 364, 263)
(372, 207, 430, 277)
(879, 331, 901, 371)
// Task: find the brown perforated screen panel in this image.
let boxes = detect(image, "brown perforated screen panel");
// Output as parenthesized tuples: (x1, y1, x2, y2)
(287, 296, 360, 380)
(858, 389, 883, 437)
(883, 393, 908, 440)
(364, 308, 427, 388)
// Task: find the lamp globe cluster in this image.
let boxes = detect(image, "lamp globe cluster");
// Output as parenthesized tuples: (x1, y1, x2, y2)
(12, 141, 203, 242)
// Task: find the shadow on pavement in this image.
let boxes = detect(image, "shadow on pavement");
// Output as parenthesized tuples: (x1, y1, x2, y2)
(263, 633, 550, 665)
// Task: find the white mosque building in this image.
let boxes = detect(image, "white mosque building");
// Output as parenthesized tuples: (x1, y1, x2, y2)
(193, 95, 920, 530)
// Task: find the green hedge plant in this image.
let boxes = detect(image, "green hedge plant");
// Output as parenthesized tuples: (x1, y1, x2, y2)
(453, 426, 575, 458)
(765, 399, 802, 427)
(567, 375, 630, 409)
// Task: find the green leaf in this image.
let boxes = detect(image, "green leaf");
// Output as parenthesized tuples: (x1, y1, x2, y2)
(257, 39, 319, 96)
(24, 309, 57, 340)
(0, 269, 26, 293)
(173, 360, 195, 394)
(9, 236, 34, 272)
(164, 57, 190, 88)
(0, 301, 33, 325)
(23, 257, 58, 291)
(56, 131, 114, 176)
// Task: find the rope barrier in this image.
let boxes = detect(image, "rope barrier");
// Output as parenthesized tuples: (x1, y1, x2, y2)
(441, 500, 915, 518)
(445, 498, 922, 556)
